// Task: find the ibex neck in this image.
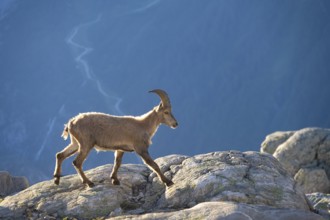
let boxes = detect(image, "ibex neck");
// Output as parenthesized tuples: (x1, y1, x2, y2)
(140, 108, 160, 138)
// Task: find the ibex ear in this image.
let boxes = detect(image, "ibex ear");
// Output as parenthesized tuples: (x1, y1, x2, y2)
(156, 102, 163, 112)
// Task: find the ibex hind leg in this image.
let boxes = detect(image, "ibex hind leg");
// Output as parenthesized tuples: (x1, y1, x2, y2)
(110, 151, 124, 185)
(53, 137, 79, 185)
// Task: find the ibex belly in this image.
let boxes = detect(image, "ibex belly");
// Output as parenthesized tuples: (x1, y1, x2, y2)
(94, 145, 134, 152)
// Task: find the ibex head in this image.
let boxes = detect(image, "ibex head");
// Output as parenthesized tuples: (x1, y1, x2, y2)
(149, 89, 178, 129)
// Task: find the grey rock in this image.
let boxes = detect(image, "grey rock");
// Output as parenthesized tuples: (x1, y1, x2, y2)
(0, 151, 321, 219)
(295, 168, 330, 194)
(0, 164, 150, 219)
(261, 131, 295, 154)
(155, 151, 308, 210)
(261, 127, 330, 193)
(111, 201, 324, 220)
(306, 193, 330, 219)
(0, 171, 29, 196)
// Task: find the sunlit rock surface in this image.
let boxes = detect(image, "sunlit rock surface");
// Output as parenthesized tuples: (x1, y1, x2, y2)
(0, 151, 323, 219)
(261, 127, 330, 194)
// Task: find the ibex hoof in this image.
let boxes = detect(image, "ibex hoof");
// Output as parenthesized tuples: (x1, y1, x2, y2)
(111, 179, 120, 185)
(87, 182, 95, 188)
(166, 180, 174, 187)
(83, 180, 95, 188)
(54, 178, 60, 185)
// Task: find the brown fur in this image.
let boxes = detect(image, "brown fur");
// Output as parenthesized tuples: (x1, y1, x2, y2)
(53, 90, 178, 187)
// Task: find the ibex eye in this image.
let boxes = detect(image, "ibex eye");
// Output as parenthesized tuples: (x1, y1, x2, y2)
(164, 111, 169, 115)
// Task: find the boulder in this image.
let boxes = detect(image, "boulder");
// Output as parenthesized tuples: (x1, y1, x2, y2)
(0, 171, 29, 197)
(261, 127, 330, 193)
(0, 151, 323, 219)
(295, 168, 330, 194)
(155, 151, 308, 210)
(306, 193, 330, 219)
(261, 131, 295, 154)
(112, 201, 323, 220)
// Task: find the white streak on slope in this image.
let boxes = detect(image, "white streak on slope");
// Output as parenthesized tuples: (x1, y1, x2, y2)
(66, 14, 124, 115)
(130, 0, 160, 13)
(35, 117, 56, 161)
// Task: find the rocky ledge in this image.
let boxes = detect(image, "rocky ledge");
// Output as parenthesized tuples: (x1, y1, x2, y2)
(0, 151, 323, 219)
(261, 127, 330, 194)
(0, 171, 29, 198)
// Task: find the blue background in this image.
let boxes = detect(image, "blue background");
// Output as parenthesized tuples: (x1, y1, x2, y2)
(1, 0, 330, 183)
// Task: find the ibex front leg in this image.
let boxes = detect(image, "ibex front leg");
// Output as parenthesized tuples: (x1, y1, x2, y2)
(72, 146, 94, 187)
(137, 150, 174, 187)
(110, 150, 124, 185)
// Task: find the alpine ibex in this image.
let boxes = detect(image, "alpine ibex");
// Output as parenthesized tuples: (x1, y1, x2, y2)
(53, 89, 178, 187)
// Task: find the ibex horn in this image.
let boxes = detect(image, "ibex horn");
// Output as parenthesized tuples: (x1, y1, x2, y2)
(149, 89, 171, 107)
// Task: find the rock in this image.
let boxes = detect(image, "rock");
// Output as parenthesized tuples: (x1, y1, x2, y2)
(261, 127, 330, 193)
(156, 151, 308, 210)
(0, 171, 29, 197)
(261, 131, 295, 154)
(0, 151, 322, 219)
(295, 168, 330, 194)
(0, 163, 152, 220)
(306, 193, 330, 219)
(111, 201, 324, 220)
